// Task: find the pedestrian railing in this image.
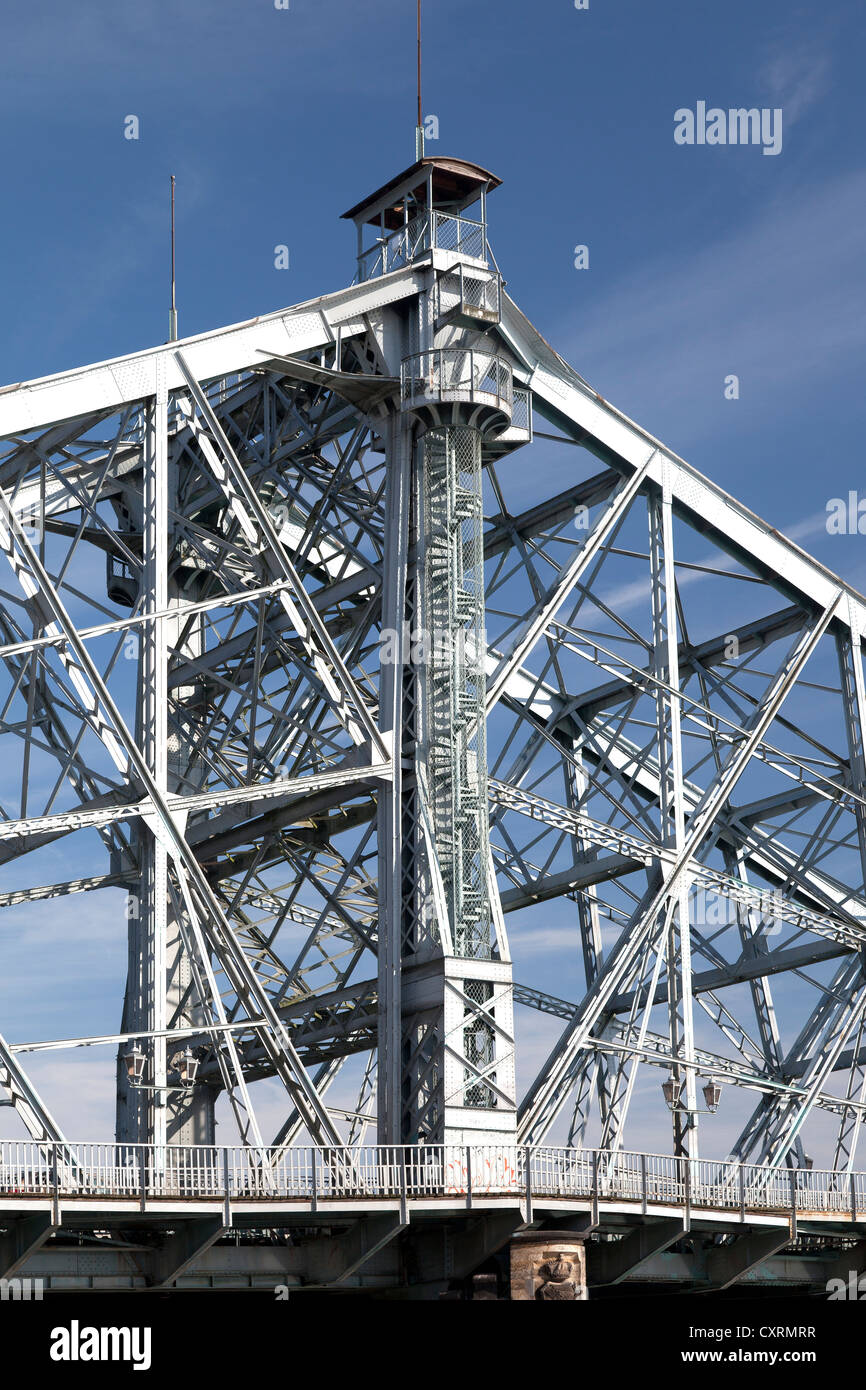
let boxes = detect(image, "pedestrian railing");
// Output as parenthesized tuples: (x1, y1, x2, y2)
(1, 1141, 863, 1217)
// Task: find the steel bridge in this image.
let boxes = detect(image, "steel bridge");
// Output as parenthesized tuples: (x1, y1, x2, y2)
(1, 146, 865, 1296)
(0, 1141, 863, 1294)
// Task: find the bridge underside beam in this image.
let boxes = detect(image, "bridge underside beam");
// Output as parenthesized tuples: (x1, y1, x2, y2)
(705, 1225, 793, 1290)
(150, 1217, 230, 1287)
(0, 1213, 59, 1280)
(590, 1217, 687, 1286)
(318, 1215, 406, 1286)
(3, 1207, 856, 1294)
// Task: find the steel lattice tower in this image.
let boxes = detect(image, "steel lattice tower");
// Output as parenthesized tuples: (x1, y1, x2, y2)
(2, 146, 866, 1196)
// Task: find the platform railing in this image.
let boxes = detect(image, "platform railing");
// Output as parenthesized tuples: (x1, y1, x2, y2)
(357, 210, 487, 281)
(400, 349, 513, 414)
(509, 386, 532, 436)
(435, 265, 501, 323)
(1, 1142, 865, 1216)
(432, 211, 486, 260)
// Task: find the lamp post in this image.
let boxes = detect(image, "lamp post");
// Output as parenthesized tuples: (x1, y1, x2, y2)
(663, 1075, 723, 1116)
(702, 1079, 722, 1114)
(173, 1046, 200, 1089)
(662, 1075, 683, 1110)
(124, 1040, 201, 1092)
(124, 1043, 146, 1086)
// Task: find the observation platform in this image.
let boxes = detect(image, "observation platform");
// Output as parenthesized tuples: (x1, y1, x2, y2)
(400, 348, 514, 433)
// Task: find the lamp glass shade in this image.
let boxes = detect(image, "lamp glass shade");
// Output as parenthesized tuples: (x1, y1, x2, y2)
(176, 1047, 199, 1086)
(702, 1080, 722, 1113)
(124, 1046, 145, 1084)
(662, 1077, 680, 1107)
(184, 1048, 199, 1086)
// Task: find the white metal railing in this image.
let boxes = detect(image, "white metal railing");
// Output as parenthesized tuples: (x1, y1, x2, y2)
(435, 266, 501, 324)
(509, 386, 532, 436)
(357, 211, 486, 281)
(2, 1141, 865, 1217)
(401, 349, 513, 414)
(432, 211, 486, 260)
(358, 213, 430, 280)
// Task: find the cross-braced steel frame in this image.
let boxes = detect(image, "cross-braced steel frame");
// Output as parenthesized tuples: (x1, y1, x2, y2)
(1, 158, 865, 1180)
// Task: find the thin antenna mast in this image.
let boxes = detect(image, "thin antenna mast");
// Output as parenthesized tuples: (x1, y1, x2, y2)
(415, 0, 424, 160)
(168, 174, 178, 342)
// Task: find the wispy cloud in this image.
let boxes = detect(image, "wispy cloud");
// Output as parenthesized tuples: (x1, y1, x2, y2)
(758, 39, 832, 125)
(557, 169, 866, 452)
(0, 0, 413, 102)
(592, 508, 831, 619)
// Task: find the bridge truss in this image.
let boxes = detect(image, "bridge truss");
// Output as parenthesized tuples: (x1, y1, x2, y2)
(1, 154, 865, 1255)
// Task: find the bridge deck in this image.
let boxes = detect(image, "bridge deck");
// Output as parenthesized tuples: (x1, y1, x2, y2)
(1, 1141, 862, 1226)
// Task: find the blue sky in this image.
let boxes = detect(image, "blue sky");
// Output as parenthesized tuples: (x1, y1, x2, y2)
(1, 0, 863, 561)
(1, 0, 865, 1148)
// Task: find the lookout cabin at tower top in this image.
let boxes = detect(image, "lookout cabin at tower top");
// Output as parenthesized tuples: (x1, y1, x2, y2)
(342, 155, 502, 283)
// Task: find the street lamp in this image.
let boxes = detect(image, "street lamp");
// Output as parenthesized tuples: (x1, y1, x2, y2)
(702, 1079, 722, 1114)
(124, 1043, 145, 1087)
(662, 1075, 683, 1109)
(125, 1041, 201, 1093)
(174, 1046, 200, 1088)
(663, 1075, 724, 1114)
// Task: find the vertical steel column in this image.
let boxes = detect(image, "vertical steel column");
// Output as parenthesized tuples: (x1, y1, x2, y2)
(833, 600, 866, 1171)
(648, 477, 698, 1157)
(117, 368, 215, 1147)
(423, 425, 491, 961)
(565, 746, 611, 1147)
(421, 423, 516, 1143)
(117, 375, 168, 1146)
(162, 589, 213, 1145)
(148, 370, 169, 1151)
(377, 412, 413, 1144)
(371, 188, 517, 1146)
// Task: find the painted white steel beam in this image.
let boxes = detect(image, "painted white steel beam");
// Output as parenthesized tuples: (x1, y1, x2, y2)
(499, 294, 866, 643)
(516, 593, 842, 1144)
(485, 455, 654, 713)
(0, 270, 425, 436)
(0, 496, 344, 1147)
